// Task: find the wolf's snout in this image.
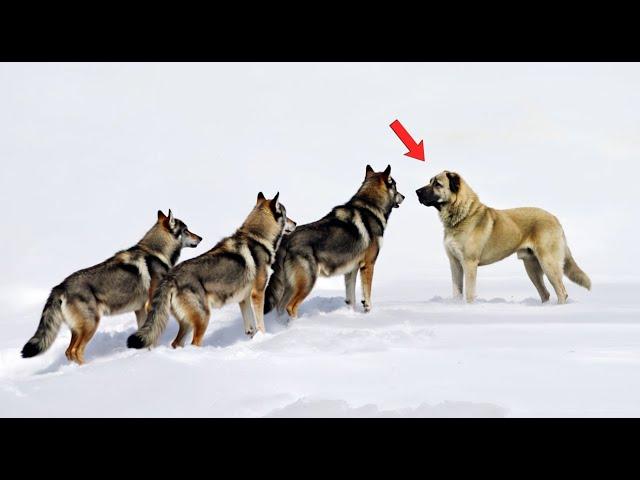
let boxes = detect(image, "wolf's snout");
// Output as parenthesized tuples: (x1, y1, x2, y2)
(394, 192, 405, 208)
(285, 217, 297, 234)
(187, 231, 203, 247)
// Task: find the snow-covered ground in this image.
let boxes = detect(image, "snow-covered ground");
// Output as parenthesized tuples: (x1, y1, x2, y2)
(2, 276, 639, 417)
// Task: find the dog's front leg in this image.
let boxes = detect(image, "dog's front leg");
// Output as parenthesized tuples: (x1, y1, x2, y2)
(447, 253, 463, 299)
(462, 259, 478, 303)
(239, 296, 257, 338)
(344, 268, 358, 309)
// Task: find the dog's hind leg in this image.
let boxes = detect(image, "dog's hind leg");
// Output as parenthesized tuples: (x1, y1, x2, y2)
(537, 252, 568, 304)
(344, 268, 358, 309)
(518, 250, 550, 303)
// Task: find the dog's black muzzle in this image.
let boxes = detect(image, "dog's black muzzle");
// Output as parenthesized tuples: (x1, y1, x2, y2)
(415, 186, 441, 209)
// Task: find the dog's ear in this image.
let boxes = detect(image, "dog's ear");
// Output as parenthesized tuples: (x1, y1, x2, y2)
(382, 164, 391, 179)
(157, 210, 167, 222)
(446, 172, 461, 193)
(167, 209, 176, 229)
(365, 164, 375, 178)
(256, 192, 266, 204)
(269, 192, 280, 215)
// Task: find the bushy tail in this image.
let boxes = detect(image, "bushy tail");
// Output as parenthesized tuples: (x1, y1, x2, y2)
(21, 286, 65, 358)
(564, 245, 591, 290)
(127, 276, 176, 349)
(264, 238, 289, 314)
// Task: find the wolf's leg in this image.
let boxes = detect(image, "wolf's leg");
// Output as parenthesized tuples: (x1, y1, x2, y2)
(344, 268, 358, 309)
(359, 262, 375, 313)
(170, 292, 200, 348)
(134, 309, 147, 329)
(74, 317, 100, 365)
(63, 300, 97, 364)
(65, 329, 81, 362)
(522, 256, 550, 303)
(462, 259, 478, 303)
(190, 309, 210, 347)
(252, 271, 268, 333)
(171, 318, 192, 349)
(239, 297, 258, 337)
(537, 252, 568, 304)
(285, 272, 315, 320)
(447, 253, 463, 299)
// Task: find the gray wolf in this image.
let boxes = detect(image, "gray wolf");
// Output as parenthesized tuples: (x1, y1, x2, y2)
(264, 165, 404, 318)
(127, 192, 296, 349)
(21, 210, 202, 364)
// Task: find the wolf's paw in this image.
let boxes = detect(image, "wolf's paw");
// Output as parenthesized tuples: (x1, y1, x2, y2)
(245, 326, 256, 338)
(361, 300, 371, 313)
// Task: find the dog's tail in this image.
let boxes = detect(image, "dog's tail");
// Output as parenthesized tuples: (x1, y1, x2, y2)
(564, 244, 591, 290)
(21, 286, 65, 358)
(127, 276, 176, 349)
(264, 238, 289, 314)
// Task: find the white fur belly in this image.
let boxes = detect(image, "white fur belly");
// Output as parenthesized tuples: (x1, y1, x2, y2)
(319, 258, 363, 277)
(207, 284, 252, 309)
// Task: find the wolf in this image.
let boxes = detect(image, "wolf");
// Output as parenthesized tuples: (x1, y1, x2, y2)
(21, 210, 202, 364)
(264, 165, 405, 318)
(127, 192, 296, 349)
(416, 170, 591, 304)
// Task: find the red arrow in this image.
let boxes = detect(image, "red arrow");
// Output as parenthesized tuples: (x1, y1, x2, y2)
(389, 119, 425, 161)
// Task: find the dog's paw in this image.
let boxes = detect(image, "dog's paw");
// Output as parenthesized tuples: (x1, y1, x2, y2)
(245, 326, 256, 338)
(361, 300, 371, 313)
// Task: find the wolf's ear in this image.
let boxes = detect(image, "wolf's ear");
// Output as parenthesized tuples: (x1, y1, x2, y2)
(256, 192, 266, 204)
(382, 164, 391, 179)
(269, 192, 280, 216)
(157, 210, 167, 222)
(270, 192, 280, 208)
(167, 209, 176, 229)
(365, 164, 375, 178)
(446, 172, 461, 193)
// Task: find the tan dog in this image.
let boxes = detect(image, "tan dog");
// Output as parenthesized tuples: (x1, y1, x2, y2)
(416, 171, 591, 304)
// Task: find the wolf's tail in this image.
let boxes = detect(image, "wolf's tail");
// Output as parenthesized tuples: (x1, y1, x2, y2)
(563, 244, 591, 290)
(264, 238, 289, 314)
(21, 286, 65, 358)
(127, 276, 176, 349)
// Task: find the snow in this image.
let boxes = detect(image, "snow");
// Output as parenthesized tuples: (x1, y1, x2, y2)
(2, 276, 639, 417)
(1, 63, 639, 417)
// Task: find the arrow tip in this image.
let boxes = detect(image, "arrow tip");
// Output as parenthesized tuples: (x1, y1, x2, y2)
(404, 140, 425, 161)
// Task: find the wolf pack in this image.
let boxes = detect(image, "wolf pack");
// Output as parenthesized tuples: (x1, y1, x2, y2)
(21, 165, 591, 364)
